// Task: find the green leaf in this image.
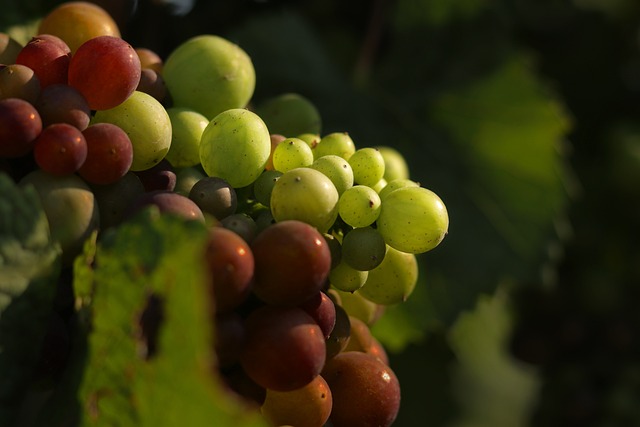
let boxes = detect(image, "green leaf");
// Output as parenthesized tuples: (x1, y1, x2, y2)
(72, 210, 267, 427)
(0, 173, 61, 425)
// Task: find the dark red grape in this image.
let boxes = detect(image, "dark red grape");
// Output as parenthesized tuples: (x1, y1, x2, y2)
(250, 220, 332, 306)
(16, 34, 71, 88)
(136, 68, 166, 102)
(325, 303, 351, 360)
(0, 98, 42, 158)
(240, 305, 326, 392)
(33, 123, 87, 176)
(299, 291, 336, 339)
(78, 123, 133, 185)
(35, 83, 91, 129)
(128, 190, 205, 222)
(134, 158, 176, 192)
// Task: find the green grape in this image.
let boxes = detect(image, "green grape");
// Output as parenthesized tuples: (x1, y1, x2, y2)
(371, 178, 387, 194)
(173, 166, 206, 196)
(376, 146, 410, 182)
(310, 154, 354, 195)
(358, 245, 418, 305)
(338, 185, 381, 228)
(253, 169, 282, 207)
(255, 92, 322, 137)
(312, 132, 355, 160)
(297, 133, 321, 150)
(199, 108, 271, 188)
(333, 289, 381, 325)
(91, 91, 172, 171)
(376, 186, 449, 254)
(341, 227, 386, 271)
(164, 107, 208, 167)
(270, 167, 339, 233)
(272, 137, 314, 173)
(329, 260, 368, 292)
(378, 178, 420, 200)
(348, 147, 385, 187)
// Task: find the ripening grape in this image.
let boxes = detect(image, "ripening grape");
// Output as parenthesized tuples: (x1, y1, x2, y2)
(348, 147, 385, 187)
(0, 64, 41, 104)
(313, 132, 356, 160)
(261, 374, 332, 427)
(134, 158, 176, 192)
(199, 108, 271, 188)
(16, 34, 71, 88)
(310, 154, 354, 195)
(135, 47, 163, 73)
(272, 137, 314, 173)
(270, 167, 339, 233)
(376, 186, 449, 254)
(338, 184, 381, 228)
(358, 245, 418, 305)
(188, 177, 237, 220)
(128, 190, 205, 223)
(341, 226, 386, 271)
(136, 68, 166, 103)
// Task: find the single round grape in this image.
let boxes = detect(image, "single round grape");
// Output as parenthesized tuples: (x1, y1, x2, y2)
(0, 98, 43, 158)
(325, 303, 351, 360)
(220, 213, 258, 243)
(90, 171, 144, 229)
(310, 154, 354, 195)
(33, 123, 87, 176)
(16, 34, 71, 88)
(128, 190, 205, 223)
(173, 166, 205, 197)
(163, 35, 255, 119)
(376, 145, 410, 182)
(348, 147, 385, 187)
(240, 305, 326, 392)
(37, 1, 121, 54)
(322, 351, 401, 427)
(298, 291, 337, 340)
(341, 226, 386, 271)
(0, 33, 22, 65)
(251, 220, 332, 306)
(34, 83, 91, 130)
(68, 35, 141, 111)
(253, 169, 282, 207)
(204, 226, 254, 313)
(329, 260, 368, 292)
(261, 374, 332, 427)
(255, 93, 322, 137)
(189, 176, 237, 220)
(270, 167, 339, 233)
(92, 91, 172, 172)
(0, 64, 41, 104)
(376, 186, 449, 254)
(134, 158, 176, 192)
(199, 108, 271, 188)
(272, 137, 314, 173)
(297, 133, 321, 150)
(136, 68, 166, 103)
(135, 47, 163, 73)
(164, 107, 208, 168)
(358, 245, 418, 305)
(78, 122, 133, 185)
(378, 178, 420, 200)
(312, 132, 355, 160)
(371, 177, 387, 193)
(338, 184, 381, 228)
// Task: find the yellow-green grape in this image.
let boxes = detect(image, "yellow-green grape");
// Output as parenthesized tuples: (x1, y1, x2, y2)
(341, 226, 386, 271)
(164, 107, 208, 167)
(174, 166, 206, 196)
(253, 169, 282, 207)
(272, 137, 314, 173)
(329, 260, 368, 292)
(371, 178, 387, 194)
(358, 245, 418, 305)
(270, 167, 339, 233)
(376, 186, 449, 254)
(297, 133, 321, 150)
(332, 289, 380, 325)
(338, 185, 381, 228)
(348, 147, 385, 187)
(378, 178, 420, 200)
(255, 92, 322, 137)
(310, 154, 354, 196)
(376, 145, 410, 182)
(312, 132, 355, 160)
(92, 91, 172, 171)
(199, 108, 271, 188)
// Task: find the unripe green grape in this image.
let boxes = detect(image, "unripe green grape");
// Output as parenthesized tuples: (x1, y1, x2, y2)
(199, 108, 271, 188)
(270, 167, 339, 233)
(333, 289, 381, 325)
(297, 133, 320, 150)
(329, 260, 368, 293)
(358, 245, 418, 305)
(338, 185, 381, 228)
(376, 186, 449, 254)
(376, 145, 410, 182)
(371, 178, 387, 194)
(341, 227, 386, 271)
(255, 93, 322, 137)
(253, 169, 282, 207)
(378, 178, 420, 200)
(349, 147, 385, 187)
(272, 137, 314, 173)
(310, 154, 354, 195)
(173, 166, 206, 196)
(164, 107, 208, 167)
(312, 132, 355, 160)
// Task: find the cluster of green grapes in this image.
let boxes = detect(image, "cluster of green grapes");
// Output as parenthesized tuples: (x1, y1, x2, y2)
(1, 2, 449, 426)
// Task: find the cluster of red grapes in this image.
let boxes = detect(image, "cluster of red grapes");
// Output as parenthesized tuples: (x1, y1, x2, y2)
(1, 2, 449, 426)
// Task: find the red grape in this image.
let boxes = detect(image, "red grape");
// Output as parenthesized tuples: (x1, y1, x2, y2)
(78, 122, 133, 185)
(299, 291, 336, 339)
(0, 98, 42, 158)
(68, 35, 141, 110)
(35, 83, 91, 129)
(16, 34, 71, 88)
(33, 123, 87, 175)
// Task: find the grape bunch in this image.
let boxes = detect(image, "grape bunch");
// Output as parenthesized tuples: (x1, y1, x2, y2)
(1, 2, 449, 426)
